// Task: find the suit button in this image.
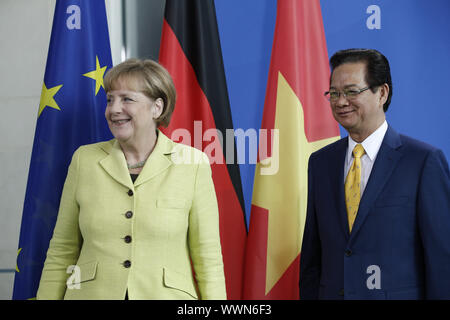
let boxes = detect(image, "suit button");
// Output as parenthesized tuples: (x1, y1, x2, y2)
(125, 211, 133, 219)
(123, 260, 131, 268)
(127, 189, 133, 196)
(124, 235, 132, 243)
(345, 249, 352, 256)
(339, 289, 345, 296)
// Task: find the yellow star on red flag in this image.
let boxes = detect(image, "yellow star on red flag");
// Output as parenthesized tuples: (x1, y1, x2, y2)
(252, 72, 339, 294)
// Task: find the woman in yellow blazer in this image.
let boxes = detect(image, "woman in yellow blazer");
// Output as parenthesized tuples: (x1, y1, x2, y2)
(36, 59, 226, 300)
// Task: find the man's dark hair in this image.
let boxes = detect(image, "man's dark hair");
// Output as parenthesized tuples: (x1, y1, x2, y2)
(330, 48, 393, 112)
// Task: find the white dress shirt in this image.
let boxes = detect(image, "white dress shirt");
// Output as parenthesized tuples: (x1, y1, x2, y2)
(344, 120, 388, 197)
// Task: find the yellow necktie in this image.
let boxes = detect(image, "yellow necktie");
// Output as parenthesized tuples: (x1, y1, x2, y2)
(345, 144, 365, 232)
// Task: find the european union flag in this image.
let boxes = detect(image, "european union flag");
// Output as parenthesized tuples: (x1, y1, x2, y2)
(12, 0, 113, 300)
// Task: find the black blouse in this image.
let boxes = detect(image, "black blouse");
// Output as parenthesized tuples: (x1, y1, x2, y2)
(130, 174, 139, 183)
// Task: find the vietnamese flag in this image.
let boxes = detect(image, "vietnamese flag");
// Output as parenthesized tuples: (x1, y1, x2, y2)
(159, 0, 247, 300)
(243, 0, 340, 299)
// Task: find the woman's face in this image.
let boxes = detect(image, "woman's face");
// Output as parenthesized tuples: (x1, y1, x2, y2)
(105, 78, 162, 145)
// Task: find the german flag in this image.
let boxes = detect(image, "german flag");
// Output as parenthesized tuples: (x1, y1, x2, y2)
(243, 0, 340, 299)
(159, 0, 246, 300)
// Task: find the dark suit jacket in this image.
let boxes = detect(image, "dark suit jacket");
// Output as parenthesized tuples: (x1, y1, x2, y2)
(300, 126, 450, 299)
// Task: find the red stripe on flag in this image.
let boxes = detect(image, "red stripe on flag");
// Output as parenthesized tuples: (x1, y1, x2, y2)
(159, 19, 246, 300)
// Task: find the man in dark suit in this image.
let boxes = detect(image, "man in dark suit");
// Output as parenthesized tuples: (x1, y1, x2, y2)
(299, 48, 450, 299)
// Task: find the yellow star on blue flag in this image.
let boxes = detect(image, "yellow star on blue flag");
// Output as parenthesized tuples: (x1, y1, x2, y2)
(83, 55, 107, 95)
(38, 83, 63, 117)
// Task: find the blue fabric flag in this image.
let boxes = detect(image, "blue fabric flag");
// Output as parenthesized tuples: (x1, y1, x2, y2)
(13, 0, 113, 300)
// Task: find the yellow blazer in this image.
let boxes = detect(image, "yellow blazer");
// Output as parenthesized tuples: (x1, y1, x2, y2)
(36, 131, 226, 300)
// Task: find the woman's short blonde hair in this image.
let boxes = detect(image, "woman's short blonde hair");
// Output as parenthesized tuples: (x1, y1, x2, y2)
(104, 58, 176, 127)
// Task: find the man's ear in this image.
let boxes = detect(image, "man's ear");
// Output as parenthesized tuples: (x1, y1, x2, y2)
(379, 83, 389, 106)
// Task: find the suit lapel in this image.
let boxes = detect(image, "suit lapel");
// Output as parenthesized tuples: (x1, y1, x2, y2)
(328, 138, 351, 240)
(349, 126, 403, 242)
(99, 140, 134, 190)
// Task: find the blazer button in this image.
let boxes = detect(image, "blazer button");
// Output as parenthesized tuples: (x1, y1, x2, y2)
(345, 249, 352, 257)
(127, 189, 133, 196)
(123, 260, 131, 268)
(124, 235, 132, 243)
(125, 211, 133, 219)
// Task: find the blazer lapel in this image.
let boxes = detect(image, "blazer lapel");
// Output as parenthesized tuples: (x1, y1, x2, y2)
(134, 131, 174, 187)
(98, 132, 175, 190)
(349, 126, 403, 242)
(99, 140, 134, 190)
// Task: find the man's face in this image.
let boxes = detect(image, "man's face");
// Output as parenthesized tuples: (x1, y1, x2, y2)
(329, 62, 388, 141)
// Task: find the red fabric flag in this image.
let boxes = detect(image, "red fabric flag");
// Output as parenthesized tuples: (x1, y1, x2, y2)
(159, 0, 247, 300)
(243, 0, 340, 299)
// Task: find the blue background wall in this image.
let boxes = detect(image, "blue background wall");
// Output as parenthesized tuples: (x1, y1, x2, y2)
(214, 0, 450, 224)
